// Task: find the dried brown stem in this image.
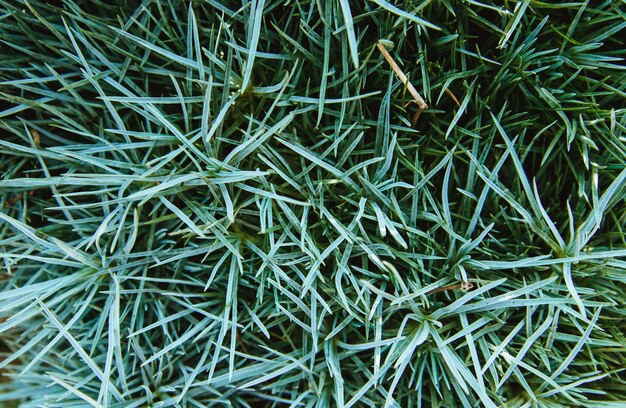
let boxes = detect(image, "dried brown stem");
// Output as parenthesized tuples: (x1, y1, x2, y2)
(427, 282, 474, 295)
(411, 108, 424, 127)
(445, 87, 461, 107)
(377, 42, 428, 110)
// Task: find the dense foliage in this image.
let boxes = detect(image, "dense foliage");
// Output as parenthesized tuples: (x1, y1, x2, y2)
(1, 1, 625, 407)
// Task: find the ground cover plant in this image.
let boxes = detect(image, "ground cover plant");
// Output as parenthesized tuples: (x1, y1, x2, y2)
(1, 0, 625, 407)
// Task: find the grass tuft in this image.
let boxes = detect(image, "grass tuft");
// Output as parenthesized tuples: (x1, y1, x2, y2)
(1, 0, 625, 407)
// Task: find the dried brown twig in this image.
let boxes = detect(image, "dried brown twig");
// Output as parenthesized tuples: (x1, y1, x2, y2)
(377, 41, 428, 125)
(427, 282, 474, 295)
(445, 88, 461, 107)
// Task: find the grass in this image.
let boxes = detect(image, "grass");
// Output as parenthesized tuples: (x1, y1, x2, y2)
(0, 0, 625, 407)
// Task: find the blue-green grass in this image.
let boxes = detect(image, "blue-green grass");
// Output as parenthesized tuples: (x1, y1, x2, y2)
(1, 1, 625, 407)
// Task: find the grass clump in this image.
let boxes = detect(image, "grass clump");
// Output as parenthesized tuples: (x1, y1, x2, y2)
(1, 0, 626, 407)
